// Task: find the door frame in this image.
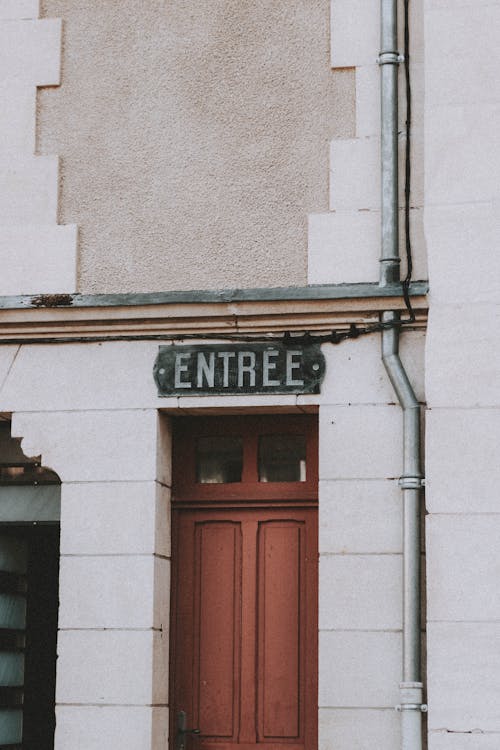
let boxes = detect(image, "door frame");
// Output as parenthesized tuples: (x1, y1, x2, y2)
(169, 414, 319, 750)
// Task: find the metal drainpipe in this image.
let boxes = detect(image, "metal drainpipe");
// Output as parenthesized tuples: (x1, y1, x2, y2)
(378, 2, 426, 750)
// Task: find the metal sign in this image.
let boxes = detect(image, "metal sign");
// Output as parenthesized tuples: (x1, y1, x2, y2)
(153, 342, 325, 396)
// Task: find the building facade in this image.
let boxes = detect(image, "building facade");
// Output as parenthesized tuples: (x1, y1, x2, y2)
(0, 0, 496, 749)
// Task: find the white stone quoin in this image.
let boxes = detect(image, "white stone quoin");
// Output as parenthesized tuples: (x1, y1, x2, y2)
(0, 6, 76, 295)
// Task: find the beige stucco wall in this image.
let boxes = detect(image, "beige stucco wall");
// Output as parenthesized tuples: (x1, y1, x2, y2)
(38, 0, 354, 294)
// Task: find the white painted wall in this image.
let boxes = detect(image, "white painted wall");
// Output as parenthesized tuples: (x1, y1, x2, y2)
(424, 0, 500, 747)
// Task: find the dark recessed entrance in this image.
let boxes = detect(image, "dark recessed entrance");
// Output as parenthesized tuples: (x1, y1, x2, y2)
(0, 525, 60, 750)
(0, 421, 60, 750)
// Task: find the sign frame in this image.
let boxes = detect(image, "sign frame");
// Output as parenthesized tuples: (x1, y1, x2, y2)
(153, 342, 325, 397)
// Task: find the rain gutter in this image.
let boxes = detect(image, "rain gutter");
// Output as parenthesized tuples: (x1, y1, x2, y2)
(378, 2, 426, 749)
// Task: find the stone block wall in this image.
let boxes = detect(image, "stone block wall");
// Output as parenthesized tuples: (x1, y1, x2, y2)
(311, 334, 425, 750)
(9, 408, 171, 750)
(424, 0, 500, 747)
(309, 0, 426, 285)
(0, 325, 425, 750)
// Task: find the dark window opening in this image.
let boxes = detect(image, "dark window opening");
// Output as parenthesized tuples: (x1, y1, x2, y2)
(258, 434, 306, 482)
(196, 436, 243, 484)
(0, 525, 59, 750)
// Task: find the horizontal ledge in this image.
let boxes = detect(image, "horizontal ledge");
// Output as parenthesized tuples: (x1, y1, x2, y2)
(0, 286, 428, 342)
(0, 281, 429, 310)
(0, 281, 428, 346)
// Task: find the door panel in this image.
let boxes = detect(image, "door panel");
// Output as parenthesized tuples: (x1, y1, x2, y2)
(196, 522, 241, 739)
(258, 522, 302, 741)
(171, 507, 317, 750)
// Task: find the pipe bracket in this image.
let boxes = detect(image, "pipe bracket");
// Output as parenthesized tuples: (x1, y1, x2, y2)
(377, 51, 404, 65)
(395, 704, 428, 713)
(399, 475, 425, 490)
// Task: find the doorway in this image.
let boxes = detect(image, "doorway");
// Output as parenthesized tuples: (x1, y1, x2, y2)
(0, 422, 60, 750)
(170, 415, 318, 750)
(0, 525, 59, 750)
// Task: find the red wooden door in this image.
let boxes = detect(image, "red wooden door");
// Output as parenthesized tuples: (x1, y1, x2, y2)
(171, 507, 318, 750)
(170, 416, 318, 750)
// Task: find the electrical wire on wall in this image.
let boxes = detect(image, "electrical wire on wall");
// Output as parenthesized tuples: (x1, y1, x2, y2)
(402, 0, 415, 323)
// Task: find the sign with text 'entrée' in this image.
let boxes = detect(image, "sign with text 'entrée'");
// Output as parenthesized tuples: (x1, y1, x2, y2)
(153, 342, 325, 396)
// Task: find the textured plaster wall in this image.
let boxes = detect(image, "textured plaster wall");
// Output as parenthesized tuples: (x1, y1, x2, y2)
(38, 0, 354, 293)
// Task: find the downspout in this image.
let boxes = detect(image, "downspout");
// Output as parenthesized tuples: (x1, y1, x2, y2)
(378, 2, 425, 750)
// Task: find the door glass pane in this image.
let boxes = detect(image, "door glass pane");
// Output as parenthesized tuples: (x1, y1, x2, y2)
(0, 533, 26, 746)
(258, 435, 306, 482)
(0, 709, 22, 744)
(196, 437, 243, 484)
(0, 593, 26, 629)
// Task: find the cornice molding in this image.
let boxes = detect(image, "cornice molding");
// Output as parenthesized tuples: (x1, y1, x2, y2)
(0, 282, 428, 343)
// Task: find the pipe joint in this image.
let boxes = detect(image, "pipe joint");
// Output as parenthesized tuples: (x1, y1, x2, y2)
(399, 475, 424, 490)
(396, 682, 427, 713)
(377, 51, 404, 65)
(379, 262, 402, 287)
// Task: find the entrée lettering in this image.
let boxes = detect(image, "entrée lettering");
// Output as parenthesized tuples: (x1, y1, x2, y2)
(174, 349, 304, 390)
(154, 343, 325, 396)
